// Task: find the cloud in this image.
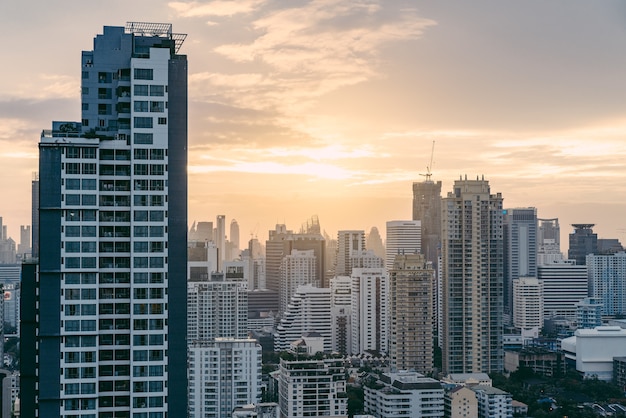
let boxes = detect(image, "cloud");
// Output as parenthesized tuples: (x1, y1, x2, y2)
(169, 0, 267, 17)
(192, 1, 435, 122)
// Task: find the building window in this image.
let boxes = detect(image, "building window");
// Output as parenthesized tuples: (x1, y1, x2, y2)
(134, 117, 153, 129)
(134, 101, 149, 112)
(150, 85, 165, 96)
(150, 101, 164, 112)
(134, 85, 149, 96)
(157, 117, 167, 125)
(134, 133, 153, 145)
(134, 68, 154, 80)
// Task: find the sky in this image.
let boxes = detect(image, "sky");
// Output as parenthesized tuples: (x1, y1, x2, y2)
(1, 0, 626, 248)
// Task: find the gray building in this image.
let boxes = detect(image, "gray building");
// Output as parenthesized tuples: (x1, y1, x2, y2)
(503, 208, 537, 319)
(412, 179, 442, 272)
(568, 224, 597, 266)
(21, 23, 188, 417)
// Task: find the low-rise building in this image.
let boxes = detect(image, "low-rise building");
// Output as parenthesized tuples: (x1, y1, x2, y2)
(444, 385, 477, 418)
(364, 371, 444, 418)
(504, 347, 564, 377)
(561, 326, 626, 381)
(440, 373, 492, 387)
(470, 386, 513, 418)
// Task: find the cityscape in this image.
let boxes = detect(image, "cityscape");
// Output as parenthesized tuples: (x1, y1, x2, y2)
(1, 2, 626, 418)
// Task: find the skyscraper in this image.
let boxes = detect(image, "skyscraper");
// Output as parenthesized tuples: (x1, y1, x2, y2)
(388, 253, 434, 374)
(351, 267, 389, 355)
(537, 261, 588, 320)
(568, 224, 597, 266)
(412, 179, 442, 272)
(336, 230, 365, 276)
(216, 214, 226, 266)
(385, 220, 421, 271)
(503, 207, 537, 318)
(441, 176, 504, 374)
(537, 218, 563, 265)
(21, 23, 188, 416)
(587, 252, 626, 316)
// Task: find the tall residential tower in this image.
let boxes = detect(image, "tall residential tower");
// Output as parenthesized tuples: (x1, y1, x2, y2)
(441, 177, 504, 374)
(22, 23, 188, 417)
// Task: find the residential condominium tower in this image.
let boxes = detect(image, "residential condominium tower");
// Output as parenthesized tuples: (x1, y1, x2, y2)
(21, 23, 188, 417)
(441, 176, 504, 374)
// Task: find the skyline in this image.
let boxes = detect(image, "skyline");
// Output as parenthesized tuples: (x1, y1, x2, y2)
(2, 1, 626, 246)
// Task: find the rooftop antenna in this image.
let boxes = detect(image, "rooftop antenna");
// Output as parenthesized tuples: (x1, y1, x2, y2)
(419, 140, 435, 182)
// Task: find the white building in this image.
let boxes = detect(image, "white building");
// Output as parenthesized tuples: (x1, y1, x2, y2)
(279, 249, 317, 315)
(275, 285, 332, 352)
(512, 277, 543, 335)
(277, 358, 347, 418)
(364, 371, 444, 418)
(188, 339, 262, 418)
(470, 386, 513, 418)
(561, 326, 626, 381)
(336, 230, 365, 276)
(350, 250, 384, 270)
(351, 267, 389, 355)
(576, 297, 603, 329)
(385, 221, 421, 271)
(330, 276, 352, 354)
(187, 272, 248, 342)
(587, 252, 626, 316)
(538, 261, 588, 320)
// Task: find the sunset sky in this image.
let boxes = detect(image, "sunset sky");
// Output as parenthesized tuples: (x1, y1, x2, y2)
(1, 0, 625, 247)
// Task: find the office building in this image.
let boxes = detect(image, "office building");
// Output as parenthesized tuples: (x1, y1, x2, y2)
(365, 226, 385, 260)
(216, 215, 226, 267)
(441, 177, 504, 374)
(330, 276, 352, 355)
(276, 358, 347, 418)
(188, 339, 262, 418)
(230, 219, 240, 252)
(412, 179, 442, 274)
(537, 218, 563, 266)
(364, 371, 444, 418)
(274, 285, 331, 352)
(350, 250, 384, 270)
(512, 277, 543, 334)
(389, 254, 435, 373)
(385, 220, 421, 271)
(503, 208, 537, 317)
(568, 224, 597, 266)
(21, 23, 188, 416)
(538, 261, 588, 320)
(31, 174, 40, 259)
(351, 267, 389, 355)
(587, 252, 626, 316)
(18, 226, 31, 258)
(336, 230, 365, 276)
(279, 249, 316, 315)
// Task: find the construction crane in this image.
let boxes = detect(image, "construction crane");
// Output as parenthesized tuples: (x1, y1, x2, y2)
(419, 140, 435, 182)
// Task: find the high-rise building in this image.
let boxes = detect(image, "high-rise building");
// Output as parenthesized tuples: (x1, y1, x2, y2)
(412, 179, 442, 273)
(351, 267, 389, 355)
(568, 224, 597, 266)
(503, 208, 537, 318)
(441, 177, 504, 374)
(587, 252, 626, 316)
(187, 272, 248, 342)
(18, 225, 31, 258)
(230, 219, 240, 252)
(330, 276, 352, 354)
(31, 174, 40, 259)
(537, 218, 563, 266)
(389, 254, 434, 374)
(512, 277, 543, 333)
(385, 220, 421, 271)
(216, 215, 226, 266)
(336, 230, 365, 276)
(279, 249, 317, 315)
(366, 226, 385, 260)
(274, 284, 332, 352)
(188, 339, 262, 418)
(21, 23, 188, 416)
(538, 261, 588, 320)
(276, 358, 347, 418)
